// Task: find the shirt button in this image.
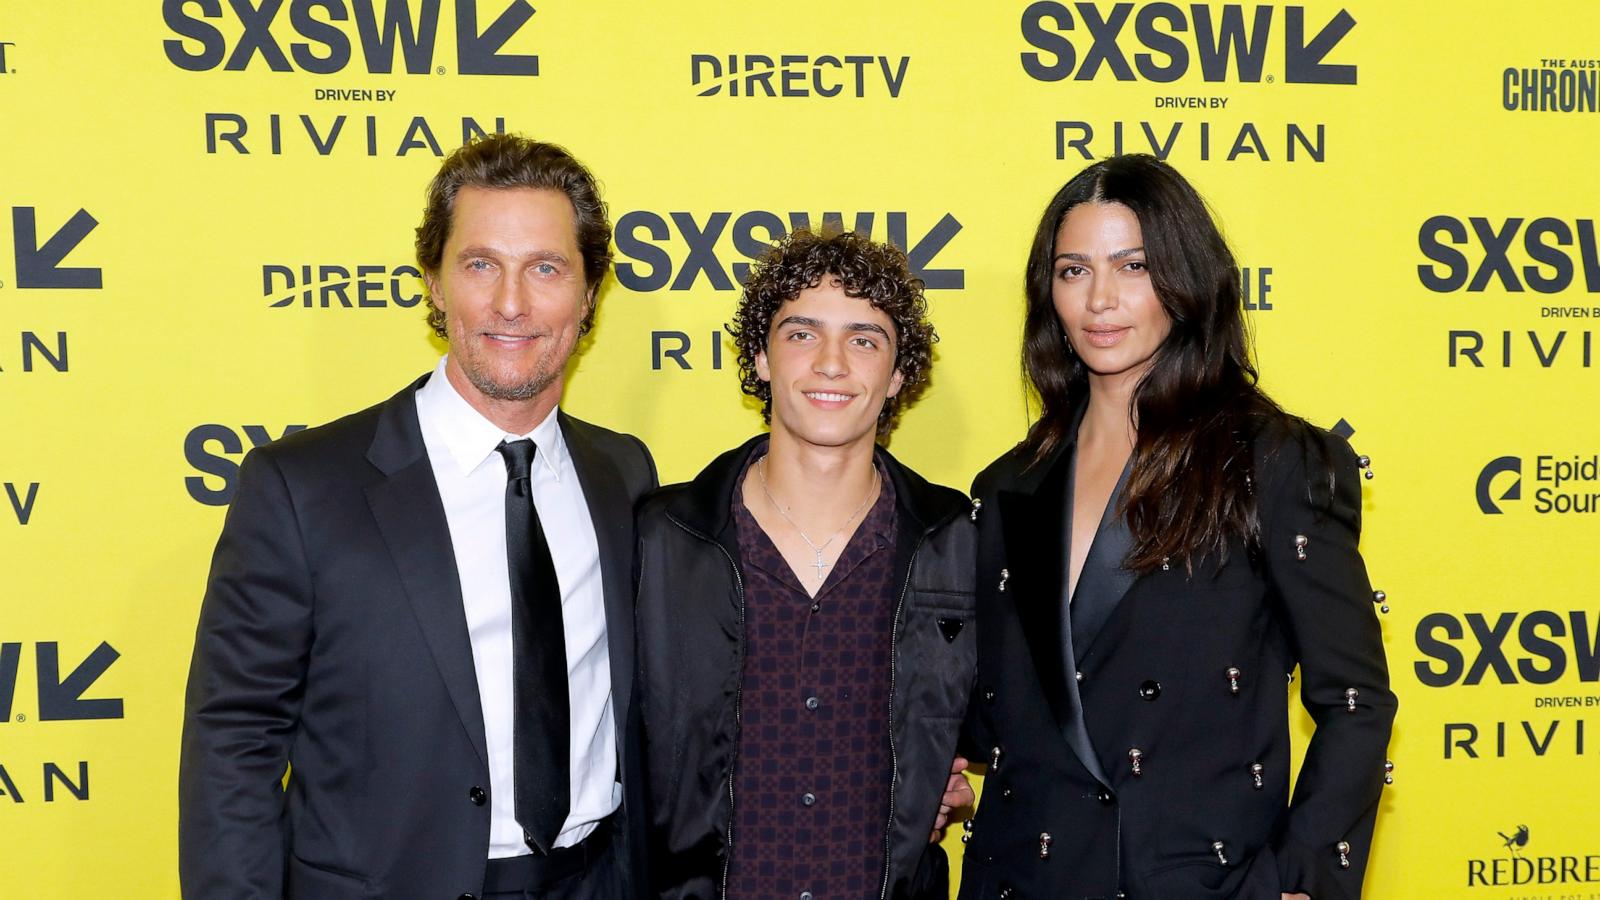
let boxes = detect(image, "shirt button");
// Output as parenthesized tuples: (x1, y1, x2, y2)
(1097, 789, 1115, 805)
(800, 893, 814, 900)
(468, 786, 487, 806)
(802, 792, 816, 807)
(1138, 680, 1162, 701)
(805, 696, 819, 711)
(811, 602, 821, 613)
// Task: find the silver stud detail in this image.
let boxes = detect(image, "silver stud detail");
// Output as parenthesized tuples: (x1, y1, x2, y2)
(990, 745, 1003, 772)
(1076, 671, 1085, 683)
(998, 568, 1009, 592)
(1358, 455, 1374, 480)
(1345, 687, 1359, 713)
(1212, 840, 1229, 866)
(1128, 748, 1144, 776)
(1384, 760, 1394, 785)
(1227, 667, 1242, 695)
(962, 819, 973, 844)
(1337, 841, 1351, 869)
(1294, 534, 1309, 562)
(1373, 590, 1389, 614)
(1250, 762, 1264, 790)
(970, 498, 983, 521)
(1038, 832, 1053, 860)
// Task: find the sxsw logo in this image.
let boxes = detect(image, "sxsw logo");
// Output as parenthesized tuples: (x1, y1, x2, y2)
(185, 424, 308, 505)
(1019, 2, 1357, 84)
(8, 207, 102, 289)
(1476, 454, 1599, 515)
(162, 0, 539, 76)
(262, 263, 424, 308)
(691, 53, 910, 98)
(1418, 216, 1600, 294)
(614, 210, 964, 292)
(0, 642, 123, 723)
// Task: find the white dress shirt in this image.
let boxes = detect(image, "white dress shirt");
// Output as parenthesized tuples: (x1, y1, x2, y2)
(414, 357, 619, 857)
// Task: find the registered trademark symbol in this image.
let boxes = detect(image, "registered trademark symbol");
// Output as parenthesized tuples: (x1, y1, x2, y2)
(1267, 74, 1275, 83)
(436, 66, 446, 75)
(15, 713, 24, 722)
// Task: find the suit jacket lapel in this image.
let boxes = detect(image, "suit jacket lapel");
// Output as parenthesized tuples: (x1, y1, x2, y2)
(364, 378, 488, 770)
(560, 413, 635, 736)
(1069, 457, 1137, 661)
(998, 440, 1111, 788)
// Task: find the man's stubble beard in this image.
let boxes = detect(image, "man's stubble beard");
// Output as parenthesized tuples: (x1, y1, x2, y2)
(455, 333, 568, 403)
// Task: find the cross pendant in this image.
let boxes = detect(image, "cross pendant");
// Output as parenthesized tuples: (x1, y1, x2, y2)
(811, 550, 830, 580)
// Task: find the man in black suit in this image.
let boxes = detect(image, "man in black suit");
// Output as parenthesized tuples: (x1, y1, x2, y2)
(180, 134, 655, 900)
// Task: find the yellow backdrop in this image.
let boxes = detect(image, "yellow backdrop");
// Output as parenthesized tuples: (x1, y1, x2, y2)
(3, 1, 1598, 896)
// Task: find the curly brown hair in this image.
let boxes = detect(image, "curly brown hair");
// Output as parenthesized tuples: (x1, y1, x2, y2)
(416, 133, 612, 339)
(728, 228, 938, 435)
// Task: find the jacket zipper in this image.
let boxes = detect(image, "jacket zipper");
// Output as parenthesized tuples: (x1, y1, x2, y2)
(716, 538, 746, 900)
(666, 513, 746, 899)
(879, 533, 926, 900)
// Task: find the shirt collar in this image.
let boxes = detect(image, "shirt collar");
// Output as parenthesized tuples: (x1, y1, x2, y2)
(415, 356, 568, 481)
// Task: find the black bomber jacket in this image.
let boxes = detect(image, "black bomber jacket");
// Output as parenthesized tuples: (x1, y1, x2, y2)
(635, 436, 977, 900)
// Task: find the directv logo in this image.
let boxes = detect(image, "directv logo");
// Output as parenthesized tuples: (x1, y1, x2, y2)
(690, 53, 910, 98)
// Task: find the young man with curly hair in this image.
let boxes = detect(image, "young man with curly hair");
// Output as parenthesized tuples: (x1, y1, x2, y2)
(634, 228, 978, 900)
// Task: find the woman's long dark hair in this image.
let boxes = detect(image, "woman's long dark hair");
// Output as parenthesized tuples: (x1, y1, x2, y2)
(1023, 154, 1293, 570)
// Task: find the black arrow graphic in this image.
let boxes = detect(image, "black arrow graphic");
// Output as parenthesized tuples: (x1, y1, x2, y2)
(13, 207, 102, 289)
(895, 212, 965, 290)
(37, 641, 123, 721)
(457, 1, 538, 75)
(1286, 8, 1357, 85)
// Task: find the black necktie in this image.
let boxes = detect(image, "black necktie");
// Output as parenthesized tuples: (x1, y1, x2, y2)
(495, 439, 570, 853)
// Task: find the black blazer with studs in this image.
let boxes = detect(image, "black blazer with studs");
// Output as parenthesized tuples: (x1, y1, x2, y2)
(957, 415, 1396, 900)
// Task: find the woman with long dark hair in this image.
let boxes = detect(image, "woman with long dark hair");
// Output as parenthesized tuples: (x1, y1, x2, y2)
(958, 154, 1396, 900)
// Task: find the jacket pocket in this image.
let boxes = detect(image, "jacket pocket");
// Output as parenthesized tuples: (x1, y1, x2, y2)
(287, 852, 375, 898)
(1136, 843, 1279, 900)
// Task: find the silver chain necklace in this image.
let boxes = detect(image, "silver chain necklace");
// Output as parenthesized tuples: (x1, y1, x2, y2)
(756, 456, 880, 582)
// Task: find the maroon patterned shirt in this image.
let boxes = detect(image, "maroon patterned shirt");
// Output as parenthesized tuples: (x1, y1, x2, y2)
(724, 450, 900, 900)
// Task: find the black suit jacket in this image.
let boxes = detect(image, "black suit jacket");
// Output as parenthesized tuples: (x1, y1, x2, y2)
(959, 417, 1396, 900)
(179, 374, 657, 899)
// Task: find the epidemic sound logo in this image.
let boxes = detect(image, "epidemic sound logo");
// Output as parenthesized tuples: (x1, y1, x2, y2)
(1019, 2, 1357, 84)
(691, 53, 910, 98)
(1475, 455, 1599, 515)
(1503, 58, 1600, 113)
(262, 263, 424, 308)
(1466, 823, 1600, 887)
(162, 0, 538, 76)
(1475, 456, 1521, 514)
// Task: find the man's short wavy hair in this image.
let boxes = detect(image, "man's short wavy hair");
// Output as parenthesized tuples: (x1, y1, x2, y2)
(728, 228, 938, 435)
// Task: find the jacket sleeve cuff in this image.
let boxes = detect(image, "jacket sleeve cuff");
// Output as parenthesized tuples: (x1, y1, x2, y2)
(1274, 836, 1355, 900)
